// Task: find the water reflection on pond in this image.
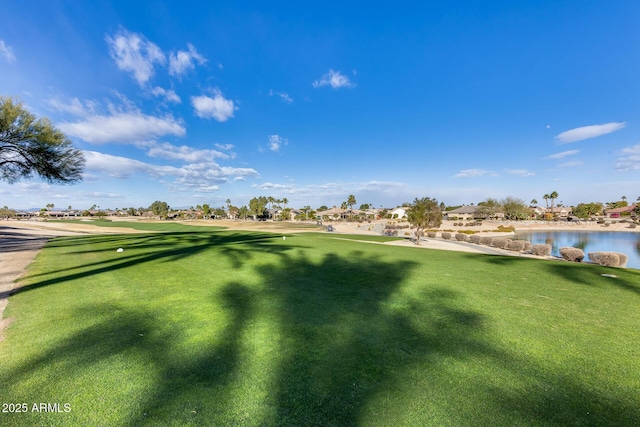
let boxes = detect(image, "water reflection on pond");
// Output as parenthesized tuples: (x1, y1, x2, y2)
(513, 231, 640, 270)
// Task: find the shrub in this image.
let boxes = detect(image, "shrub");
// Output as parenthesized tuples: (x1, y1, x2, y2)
(507, 240, 525, 251)
(455, 233, 468, 241)
(469, 235, 481, 244)
(589, 252, 628, 267)
(617, 253, 629, 267)
(516, 240, 532, 252)
(479, 236, 493, 246)
(531, 244, 552, 256)
(496, 225, 516, 232)
(457, 229, 478, 235)
(560, 247, 585, 262)
(493, 238, 510, 249)
(588, 252, 620, 267)
(441, 232, 452, 240)
(427, 232, 436, 238)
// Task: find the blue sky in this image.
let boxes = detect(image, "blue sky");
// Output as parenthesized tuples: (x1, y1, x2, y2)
(1, 1, 639, 210)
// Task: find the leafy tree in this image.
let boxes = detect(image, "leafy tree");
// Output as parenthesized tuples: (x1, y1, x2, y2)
(149, 201, 169, 218)
(214, 207, 226, 218)
(249, 196, 268, 219)
(1, 96, 85, 184)
(359, 203, 370, 210)
(0, 205, 15, 219)
(317, 205, 328, 212)
(573, 202, 603, 218)
(606, 200, 628, 210)
(501, 196, 530, 220)
(238, 205, 249, 220)
(201, 203, 211, 219)
(406, 197, 442, 245)
(445, 205, 462, 211)
(477, 198, 501, 219)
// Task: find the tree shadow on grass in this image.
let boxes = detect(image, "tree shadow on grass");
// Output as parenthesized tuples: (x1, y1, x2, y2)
(8, 231, 300, 296)
(466, 252, 640, 296)
(3, 245, 639, 425)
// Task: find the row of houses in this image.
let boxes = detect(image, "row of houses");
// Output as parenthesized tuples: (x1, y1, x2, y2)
(11, 204, 637, 222)
(442, 204, 638, 221)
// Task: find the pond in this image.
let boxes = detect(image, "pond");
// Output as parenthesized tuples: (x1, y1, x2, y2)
(513, 231, 640, 270)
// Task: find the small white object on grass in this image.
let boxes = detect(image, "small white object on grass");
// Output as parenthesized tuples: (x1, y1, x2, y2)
(117, 248, 124, 253)
(600, 273, 617, 278)
(283, 236, 286, 240)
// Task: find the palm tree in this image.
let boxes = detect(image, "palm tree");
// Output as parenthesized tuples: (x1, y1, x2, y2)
(347, 194, 357, 213)
(530, 199, 537, 207)
(543, 194, 550, 209)
(226, 198, 231, 209)
(622, 196, 627, 202)
(550, 191, 558, 211)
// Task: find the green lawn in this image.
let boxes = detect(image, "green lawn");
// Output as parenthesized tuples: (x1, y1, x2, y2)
(1, 224, 639, 426)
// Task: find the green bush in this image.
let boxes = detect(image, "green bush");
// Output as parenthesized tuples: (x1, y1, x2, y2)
(455, 233, 468, 241)
(441, 232, 452, 240)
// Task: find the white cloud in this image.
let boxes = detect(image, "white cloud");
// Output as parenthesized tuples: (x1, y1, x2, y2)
(545, 149, 579, 159)
(215, 143, 234, 151)
(454, 169, 489, 178)
(558, 161, 584, 168)
(0, 40, 16, 63)
(84, 150, 258, 190)
(105, 28, 165, 86)
(169, 43, 206, 77)
(146, 142, 230, 162)
(506, 169, 535, 177)
(78, 191, 122, 199)
(615, 144, 640, 171)
(269, 89, 293, 103)
(48, 97, 97, 117)
(151, 86, 181, 103)
(555, 122, 626, 144)
(59, 111, 185, 144)
(84, 151, 176, 179)
(191, 89, 237, 122)
(267, 134, 288, 152)
(357, 181, 406, 192)
(312, 69, 355, 89)
(255, 182, 293, 191)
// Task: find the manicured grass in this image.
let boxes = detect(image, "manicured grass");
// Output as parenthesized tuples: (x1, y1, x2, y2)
(1, 226, 639, 425)
(54, 219, 227, 232)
